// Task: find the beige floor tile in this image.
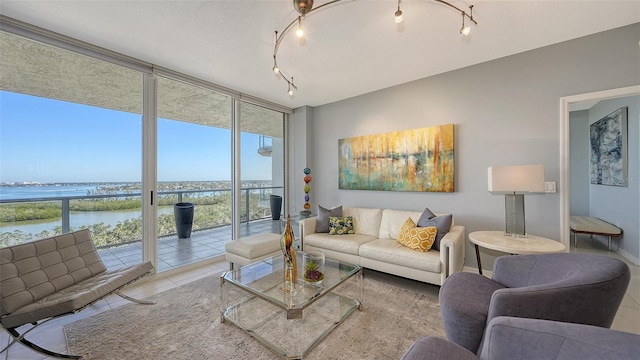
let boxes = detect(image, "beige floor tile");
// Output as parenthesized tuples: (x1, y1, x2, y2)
(612, 305, 640, 335)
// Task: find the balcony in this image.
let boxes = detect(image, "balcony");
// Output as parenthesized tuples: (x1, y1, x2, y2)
(98, 217, 281, 272)
(0, 185, 286, 272)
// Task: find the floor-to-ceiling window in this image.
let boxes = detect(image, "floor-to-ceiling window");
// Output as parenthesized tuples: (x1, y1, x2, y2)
(0, 23, 290, 272)
(0, 31, 146, 270)
(239, 101, 285, 232)
(154, 75, 234, 271)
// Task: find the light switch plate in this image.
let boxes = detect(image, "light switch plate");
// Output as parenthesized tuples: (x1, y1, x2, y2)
(544, 181, 557, 193)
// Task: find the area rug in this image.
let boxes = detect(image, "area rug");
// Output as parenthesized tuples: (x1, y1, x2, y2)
(65, 270, 445, 360)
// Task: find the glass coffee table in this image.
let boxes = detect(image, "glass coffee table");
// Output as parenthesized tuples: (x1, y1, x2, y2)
(220, 254, 363, 359)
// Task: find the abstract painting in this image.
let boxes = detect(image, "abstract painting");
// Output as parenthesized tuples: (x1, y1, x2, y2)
(590, 107, 627, 186)
(338, 124, 454, 192)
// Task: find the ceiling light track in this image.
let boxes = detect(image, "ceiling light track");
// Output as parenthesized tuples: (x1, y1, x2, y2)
(272, 0, 478, 96)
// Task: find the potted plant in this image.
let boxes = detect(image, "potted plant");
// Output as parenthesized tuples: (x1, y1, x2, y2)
(303, 250, 325, 285)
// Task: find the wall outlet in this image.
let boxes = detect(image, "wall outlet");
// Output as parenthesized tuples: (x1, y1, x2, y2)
(544, 181, 557, 193)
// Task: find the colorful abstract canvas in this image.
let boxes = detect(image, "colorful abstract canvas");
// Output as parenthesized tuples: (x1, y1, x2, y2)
(590, 107, 628, 186)
(338, 124, 454, 192)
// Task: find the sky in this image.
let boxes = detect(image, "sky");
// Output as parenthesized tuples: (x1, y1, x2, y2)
(0, 91, 275, 182)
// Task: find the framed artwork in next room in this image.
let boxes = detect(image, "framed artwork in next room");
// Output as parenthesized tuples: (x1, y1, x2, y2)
(590, 107, 627, 187)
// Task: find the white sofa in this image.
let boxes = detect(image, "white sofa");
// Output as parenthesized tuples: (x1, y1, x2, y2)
(299, 207, 465, 286)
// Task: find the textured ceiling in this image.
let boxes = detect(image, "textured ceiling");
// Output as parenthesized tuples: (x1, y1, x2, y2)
(0, 32, 284, 137)
(1, 0, 639, 109)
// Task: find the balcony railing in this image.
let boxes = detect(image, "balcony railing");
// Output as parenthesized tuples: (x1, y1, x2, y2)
(0, 186, 283, 248)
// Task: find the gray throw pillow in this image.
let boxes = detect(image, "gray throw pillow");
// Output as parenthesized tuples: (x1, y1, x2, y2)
(417, 213, 452, 251)
(316, 205, 343, 233)
(418, 207, 436, 224)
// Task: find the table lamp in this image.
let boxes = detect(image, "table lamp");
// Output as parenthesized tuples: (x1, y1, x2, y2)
(488, 164, 545, 237)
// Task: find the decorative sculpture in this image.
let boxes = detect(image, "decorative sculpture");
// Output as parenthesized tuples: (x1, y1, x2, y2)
(280, 214, 297, 293)
(301, 167, 312, 217)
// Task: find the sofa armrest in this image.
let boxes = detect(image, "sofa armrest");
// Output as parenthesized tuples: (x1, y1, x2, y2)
(440, 225, 465, 282)
(299, 217, 318, 250)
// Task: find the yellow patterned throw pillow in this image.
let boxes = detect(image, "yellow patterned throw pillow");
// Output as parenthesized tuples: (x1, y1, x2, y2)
(397, 218, 437, 252)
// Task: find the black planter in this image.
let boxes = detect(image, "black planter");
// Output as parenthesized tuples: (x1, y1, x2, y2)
(270, 195, 282, 220)
(174, 202, 194, 238)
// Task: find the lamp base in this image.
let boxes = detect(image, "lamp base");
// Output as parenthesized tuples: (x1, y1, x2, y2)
(504, 193, 526, 237)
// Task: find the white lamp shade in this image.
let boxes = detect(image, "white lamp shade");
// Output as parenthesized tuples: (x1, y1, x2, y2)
(488, 164, 545, 193)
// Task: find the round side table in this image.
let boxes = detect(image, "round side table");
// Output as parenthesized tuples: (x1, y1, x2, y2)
(468, 231, 566, 275)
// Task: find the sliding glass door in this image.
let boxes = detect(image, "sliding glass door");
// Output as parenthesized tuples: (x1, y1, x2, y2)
(239, 101, 285, 236)
(154, 75, 233, 271)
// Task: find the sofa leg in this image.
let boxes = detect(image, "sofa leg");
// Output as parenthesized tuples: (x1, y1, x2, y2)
(3, 327, 81, 359)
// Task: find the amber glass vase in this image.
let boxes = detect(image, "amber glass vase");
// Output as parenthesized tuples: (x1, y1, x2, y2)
(281, 214, 297, 293)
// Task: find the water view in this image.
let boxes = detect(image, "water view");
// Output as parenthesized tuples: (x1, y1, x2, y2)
(0, 181, 276, 247)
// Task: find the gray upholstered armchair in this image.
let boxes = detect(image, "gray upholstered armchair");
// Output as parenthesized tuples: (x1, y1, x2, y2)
(401, 316, 640, 360)
(438, 253, 630, 353)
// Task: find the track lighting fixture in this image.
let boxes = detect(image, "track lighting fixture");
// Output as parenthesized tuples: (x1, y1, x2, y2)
(394, 0, 404, 24)
(460, 5, 473, 36)
(272, 0, 478, 95)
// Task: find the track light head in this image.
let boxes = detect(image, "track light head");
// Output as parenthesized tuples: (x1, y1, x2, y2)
(293, 0, 314, 15)
(394, 9, 404, 24)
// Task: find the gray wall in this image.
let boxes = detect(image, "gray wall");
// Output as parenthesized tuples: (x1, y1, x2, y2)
(588, 96, 639, 262)
(570, 110, 591, 215)
(290, 23, 640, 269)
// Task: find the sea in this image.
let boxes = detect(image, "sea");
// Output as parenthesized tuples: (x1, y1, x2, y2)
(0, 184, 111, 200)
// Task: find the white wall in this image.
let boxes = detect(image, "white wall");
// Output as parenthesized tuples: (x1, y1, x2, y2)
(290, 23, 640, 268)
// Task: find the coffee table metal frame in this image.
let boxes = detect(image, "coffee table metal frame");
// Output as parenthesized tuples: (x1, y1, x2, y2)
(220, 254, 363, 359)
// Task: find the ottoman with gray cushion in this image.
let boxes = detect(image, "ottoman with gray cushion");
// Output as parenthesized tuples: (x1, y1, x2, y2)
(225, 232, 282, 268)
(401, 316, 640, 360)
(439, 253, 630, 353)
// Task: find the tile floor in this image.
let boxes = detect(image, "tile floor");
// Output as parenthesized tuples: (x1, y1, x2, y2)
(97, 217, 283, 272)
(1, 234, 638, 360)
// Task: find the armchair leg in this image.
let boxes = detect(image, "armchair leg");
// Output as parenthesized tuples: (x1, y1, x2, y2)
(3, 327, 81, 359)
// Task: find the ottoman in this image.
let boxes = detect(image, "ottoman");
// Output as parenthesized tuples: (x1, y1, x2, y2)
(225, 232, 282, 268)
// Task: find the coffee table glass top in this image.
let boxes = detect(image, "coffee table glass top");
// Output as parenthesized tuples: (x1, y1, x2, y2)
(222, 254, 360, 311)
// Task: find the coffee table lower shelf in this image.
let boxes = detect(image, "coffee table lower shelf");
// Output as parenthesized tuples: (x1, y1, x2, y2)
(221, 291, 361, 359)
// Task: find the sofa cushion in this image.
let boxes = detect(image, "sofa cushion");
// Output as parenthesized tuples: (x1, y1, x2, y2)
(359, 238, 441, 273)
(343, 207, 383, 236)
(396, 218, 437, 252)
(378, 209, 423, 239)
(304, 233, 377, 255)
(417, 214, 452, 251)
(316, 205, 343, 233)
(329, 216, 355, 235)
